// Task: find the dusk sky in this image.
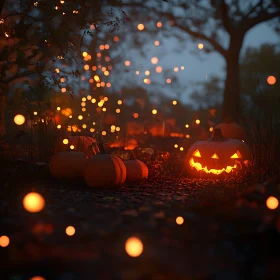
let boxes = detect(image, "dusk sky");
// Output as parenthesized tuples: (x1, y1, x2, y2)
(112, 21, 279, 104)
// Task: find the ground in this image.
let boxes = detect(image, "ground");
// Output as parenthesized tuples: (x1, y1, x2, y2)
(1, 163, 280, 280)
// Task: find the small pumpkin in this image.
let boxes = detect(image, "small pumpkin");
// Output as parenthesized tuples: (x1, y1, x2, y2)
(124, 157, 148, 182)
(186, 128, 250, 177)
(54, 136, 99, 157)
(214, 121, 246, 140)
(84, 143, 126, 187)
(49, 151, 87, 179)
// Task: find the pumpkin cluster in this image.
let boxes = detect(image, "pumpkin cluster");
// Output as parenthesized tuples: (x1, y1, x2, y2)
(49, 136, 148, 187)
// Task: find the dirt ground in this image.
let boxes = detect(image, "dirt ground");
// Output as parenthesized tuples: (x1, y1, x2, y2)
(1, 162, 280, 280)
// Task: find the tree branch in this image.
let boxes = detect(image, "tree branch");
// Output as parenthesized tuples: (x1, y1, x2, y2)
(174, 22, 227, 57)
(243, 9, 280, 30)
(219, 0, 232, 33)
(2, 70, 35, 84)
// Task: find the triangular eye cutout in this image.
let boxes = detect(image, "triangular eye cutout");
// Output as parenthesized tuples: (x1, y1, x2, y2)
(211, 153, 219, 159)
(192, 149, 201, 157)
(230, 151, 242, 159)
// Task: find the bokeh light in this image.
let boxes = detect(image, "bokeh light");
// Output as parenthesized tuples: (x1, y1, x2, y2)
(267, 75, 276, 85)
(23, 192, 45, 213)
(266, 196, 279, 210)
(176, 216, 184, 225)
(0, 235, 10, 247)
(66, 226, 75, 236)
(14, 114, 25, 125)
(125, 237, 143, 257)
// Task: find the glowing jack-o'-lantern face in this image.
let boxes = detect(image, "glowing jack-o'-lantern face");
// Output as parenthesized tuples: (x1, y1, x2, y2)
(186, 129, 250, 176)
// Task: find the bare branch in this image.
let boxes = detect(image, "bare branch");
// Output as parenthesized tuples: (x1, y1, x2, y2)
(219, 0, 232, 33)
(174, 22, 227, 57)
(243, 9, 280, 30)
(3, 70, 35, 84)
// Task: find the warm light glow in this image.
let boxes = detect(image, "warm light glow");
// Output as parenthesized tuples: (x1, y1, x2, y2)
(267, 75, 276, 85)
(63, 138, 69, 145)
(266, 196, 279, 210)
(136, 70, 140, 75)
(185, 124, 189, 128)
(145, 70, 150, 75)
(102, 108, 106, 112)
(151, 57, 158, 64)
(78, 115, 83, 120)
(81, 102, 86, 107)
(90, 128, 95, 133)
(209, 127, 213, 132)
(180, 147, 184, 151)
(66, 226, 75, 236)
(125, 237, 143, 257)
(154, 40, 160, 46)
(156, 22, 162, 28)
(82, 97, 86, 101)
(174, 144, 178, 148)
(176, 216, 184, 225)
(189, 158, 237, 175)
(116, 127, 120, 131)
(0, 235, 10, 247)
(30, 276, 46, 280)
(84, 64, 89, 70)
(211, 153, 219, 159)
(137, 23, 145, 31)
(117, 100, 122, 105)
(125, 60, 131, 66)
(91, 98, 96, 103)
(230, 151, 242, 159)
(172, 100, 177, 105)
(174, 67, 179, 72)
(82, 124, 87, 128)
(114, 36, 119, 42)
(116, 108, 121, 113)
(70, 145, 74, 150)
(133, 113, 139, 118)
(152, 109, 157, 115)
(186, 134, 190, 138)
(156, 66, 162, 73)
(23, 192, 45, 213)
(195, 119, 200, 124)
(102, 131, 107, 136)
(166, 78, 171, 84)
(181, 66, 184, 70)
(198, 43, 204, 49)
(33, 111, 38, 116)
(14, 114, 25, 125)
(193, 149, 201, 157)
(57, 125, 61, 129)
(143, 78, 151, 84)
(57, 106, 61, 111)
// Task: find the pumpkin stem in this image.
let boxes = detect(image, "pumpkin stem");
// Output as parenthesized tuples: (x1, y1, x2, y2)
(212, 128, 226, 141)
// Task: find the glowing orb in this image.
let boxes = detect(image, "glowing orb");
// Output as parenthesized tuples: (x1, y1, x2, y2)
(23, 192, 45, 213)
(125, 237, 143, 257)
(14, 114, 25, 125)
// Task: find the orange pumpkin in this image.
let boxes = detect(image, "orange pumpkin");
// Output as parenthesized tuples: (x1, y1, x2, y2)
(186, 128, 250, 177)
(54, 136, 99, 157)
(124, 159, 148, 182)
(214, 122, 246, 140)
(84, 144, 126, 187)
(49, 151, 87, 179)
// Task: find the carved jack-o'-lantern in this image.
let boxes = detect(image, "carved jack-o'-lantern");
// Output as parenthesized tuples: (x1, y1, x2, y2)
(185, 129, 250, 176)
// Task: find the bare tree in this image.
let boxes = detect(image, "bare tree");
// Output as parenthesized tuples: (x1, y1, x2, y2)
(119, 0, 280, 121)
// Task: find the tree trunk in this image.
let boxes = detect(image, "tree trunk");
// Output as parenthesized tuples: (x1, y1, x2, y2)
(222, 33, 244, 122)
